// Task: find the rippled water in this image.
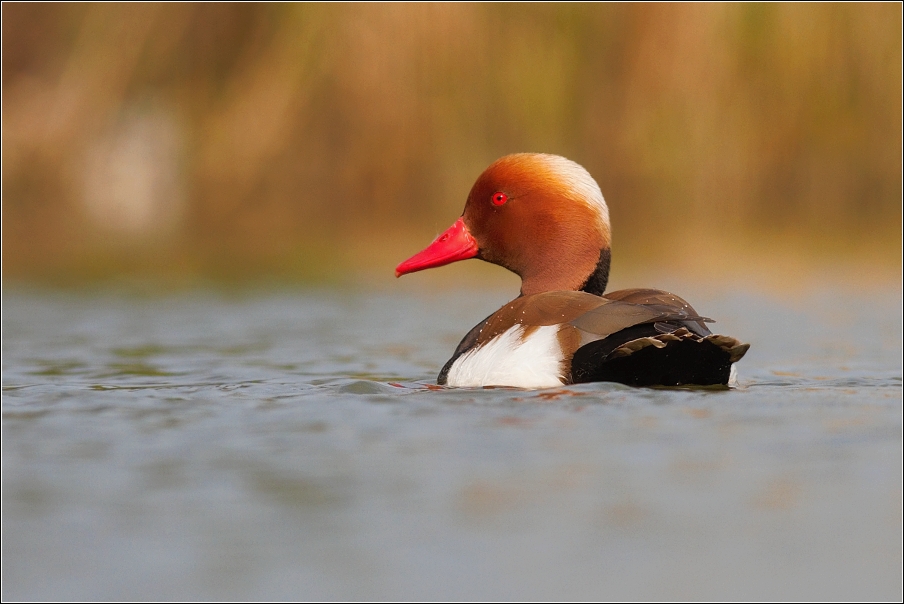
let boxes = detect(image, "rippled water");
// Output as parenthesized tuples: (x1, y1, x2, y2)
(2, 284, 901, 600)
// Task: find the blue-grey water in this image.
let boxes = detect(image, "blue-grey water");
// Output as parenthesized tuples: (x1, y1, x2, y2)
(2, 283, 901, 600)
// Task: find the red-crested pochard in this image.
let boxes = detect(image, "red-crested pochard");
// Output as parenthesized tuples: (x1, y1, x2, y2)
(396, 153, 749, 388)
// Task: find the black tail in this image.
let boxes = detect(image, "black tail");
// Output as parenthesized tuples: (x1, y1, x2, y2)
(570, 324, 748, 387)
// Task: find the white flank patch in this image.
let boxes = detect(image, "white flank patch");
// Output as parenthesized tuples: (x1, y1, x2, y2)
(446, 324, 565, 388)
(728, 363, 738, 387)
(535, 154, 610, 236)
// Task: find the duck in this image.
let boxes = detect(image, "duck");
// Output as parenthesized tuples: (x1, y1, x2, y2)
(395, 153, 749, 388)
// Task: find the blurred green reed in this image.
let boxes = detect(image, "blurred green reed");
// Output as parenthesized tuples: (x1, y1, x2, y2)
(2, 4, 901, 284)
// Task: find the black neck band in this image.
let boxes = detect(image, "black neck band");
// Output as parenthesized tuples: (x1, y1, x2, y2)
(579, 248, 611, 296)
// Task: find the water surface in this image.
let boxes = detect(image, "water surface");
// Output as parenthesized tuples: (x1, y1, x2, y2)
(2, 285, 901, 600)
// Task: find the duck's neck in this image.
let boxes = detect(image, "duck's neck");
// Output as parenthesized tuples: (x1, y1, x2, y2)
(517, 246, 611, 297)
(579, 248, 611, 296)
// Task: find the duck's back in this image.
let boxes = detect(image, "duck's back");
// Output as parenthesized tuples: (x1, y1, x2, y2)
(439, 289, 749, 388)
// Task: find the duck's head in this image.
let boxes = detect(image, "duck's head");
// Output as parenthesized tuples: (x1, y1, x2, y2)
(396, 153, 612, 296)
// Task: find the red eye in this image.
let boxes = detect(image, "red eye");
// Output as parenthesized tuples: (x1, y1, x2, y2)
(492, 191, 508, 206)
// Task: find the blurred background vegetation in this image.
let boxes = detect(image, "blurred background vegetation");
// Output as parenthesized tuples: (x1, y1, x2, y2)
(2, 4, 901, 288)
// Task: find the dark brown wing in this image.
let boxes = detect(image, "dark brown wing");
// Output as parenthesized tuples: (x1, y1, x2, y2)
(569, 289, 712, 339)
(601, 288, 713, 336)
